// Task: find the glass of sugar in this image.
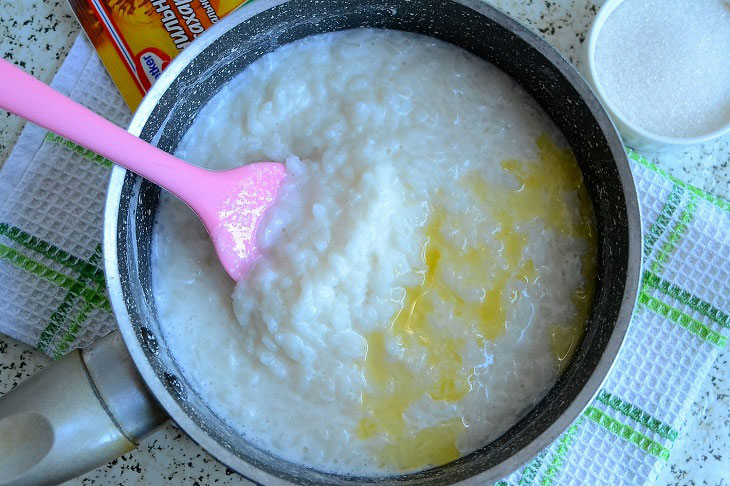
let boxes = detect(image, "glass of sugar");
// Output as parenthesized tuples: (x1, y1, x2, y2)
(583, 0, 730, 150)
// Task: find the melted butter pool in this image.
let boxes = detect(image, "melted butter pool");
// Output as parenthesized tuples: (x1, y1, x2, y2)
(357, 134, 596, 471)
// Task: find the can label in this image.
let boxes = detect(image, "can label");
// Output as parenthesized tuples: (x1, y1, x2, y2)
(68, 0, 253, 109)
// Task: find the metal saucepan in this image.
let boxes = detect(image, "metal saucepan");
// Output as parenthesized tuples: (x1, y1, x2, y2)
(0, 1, 641, 484)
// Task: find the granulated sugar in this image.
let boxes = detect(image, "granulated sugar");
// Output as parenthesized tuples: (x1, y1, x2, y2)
(595, 0, 730, 138)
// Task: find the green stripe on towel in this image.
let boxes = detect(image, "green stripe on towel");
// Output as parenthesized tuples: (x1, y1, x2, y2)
(37, 290, 80, 354)
(53, 301, 95, 359)
(643, 184, 684, 259)
(628, 149, 730, 213)
(583, 406, 671, 460)
(519, 450, 548, 486)
(0, 243, 110, 312)
(649, 194, 698, 275)
(539, 417, 584, 486)
(44, 132, 114, 169)
(596, 390, 678, 441)
(638, 292, 726, 347)
(0, 223, 106, 287)
(37, 244, 107, 355)
(53, 245, 105, 356)
(642, 271, 728, 329)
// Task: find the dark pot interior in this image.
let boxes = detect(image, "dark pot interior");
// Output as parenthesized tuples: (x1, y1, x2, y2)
(107, 0, 640, 484)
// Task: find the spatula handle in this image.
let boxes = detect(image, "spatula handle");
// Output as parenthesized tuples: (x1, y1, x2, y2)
(0, 59, 208, 202)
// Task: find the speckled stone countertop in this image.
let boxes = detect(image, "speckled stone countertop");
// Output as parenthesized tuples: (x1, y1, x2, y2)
(0, 0, 728, 485)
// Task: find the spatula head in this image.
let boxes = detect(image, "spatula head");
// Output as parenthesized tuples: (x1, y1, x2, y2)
(207, 162, 287, 281)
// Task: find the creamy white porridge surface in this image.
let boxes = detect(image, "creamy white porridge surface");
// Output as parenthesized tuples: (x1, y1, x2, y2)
(152, 28, 596, 475)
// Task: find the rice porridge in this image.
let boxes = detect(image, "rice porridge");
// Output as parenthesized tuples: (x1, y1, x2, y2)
(152, 29, 597, 475)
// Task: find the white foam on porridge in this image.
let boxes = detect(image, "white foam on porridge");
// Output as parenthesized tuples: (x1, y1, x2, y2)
(153, 29, 596, 475)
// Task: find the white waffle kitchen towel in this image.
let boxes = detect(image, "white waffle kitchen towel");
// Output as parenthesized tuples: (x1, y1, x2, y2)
(1, 34, 729, 485)
(0, 36, 125, 356)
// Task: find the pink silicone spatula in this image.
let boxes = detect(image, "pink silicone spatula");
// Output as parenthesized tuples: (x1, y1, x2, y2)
(0, 59, 286, 281)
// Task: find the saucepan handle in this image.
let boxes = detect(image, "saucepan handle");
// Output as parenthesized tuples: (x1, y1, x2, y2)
(0, 331, 167, 486)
